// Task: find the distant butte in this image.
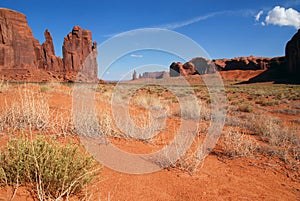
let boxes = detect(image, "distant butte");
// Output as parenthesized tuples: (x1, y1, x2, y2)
(168, 29, 300, 83)
(0, 8, 99, 82)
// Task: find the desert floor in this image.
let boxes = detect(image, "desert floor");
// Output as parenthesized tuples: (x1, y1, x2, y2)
(0, 74, 299, 200)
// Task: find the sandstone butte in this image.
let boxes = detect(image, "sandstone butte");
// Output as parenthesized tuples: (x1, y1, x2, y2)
(170, 56, 286, 77)
(0, 8, 99, 82)
(170, 30, 300, 81)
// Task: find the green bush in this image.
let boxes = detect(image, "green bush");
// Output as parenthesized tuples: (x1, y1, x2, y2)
(39, 86, 50, 93)
(0, 136, 100, 200)
(238, 104, 253, 113)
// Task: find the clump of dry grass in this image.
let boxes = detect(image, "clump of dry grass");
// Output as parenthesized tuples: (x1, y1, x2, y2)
(172, 100, 200, 120)
(73, 108, 102, 138)
(222, 130, 258, 158)
(246, 114, 300, 163)
(0, 87, 76, 137)
(133, 94, 167, 112)
(1, 89, 50, 131)
(51, 111, 75, 137)
(97, 112, 120, 138)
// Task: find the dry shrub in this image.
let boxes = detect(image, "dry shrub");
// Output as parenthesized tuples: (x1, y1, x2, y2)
(222, 130, 257, 158)
(172, 100, 200, 120)
(73, 108, 102, 138)
(151, 132, 211, 175)
(0, 79, 9, 93)
(0, 87, 77, 137)
(112, 110, 165, 141)
(133, 95, 162, 109)
(238, 103, 253, 113)
(0, 136, 100, 200)
(2, 89, 50, 131)
(51, 111, 75, 137)
(247, 114, 300, 163)
(97, 112, 120, 138)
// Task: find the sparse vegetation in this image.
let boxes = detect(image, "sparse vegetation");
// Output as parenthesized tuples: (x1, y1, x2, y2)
(0, 136, 100, 200)
(0, 82, 299, 199)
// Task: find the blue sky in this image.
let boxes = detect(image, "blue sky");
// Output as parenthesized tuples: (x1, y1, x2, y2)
(1, 0, 300, 80)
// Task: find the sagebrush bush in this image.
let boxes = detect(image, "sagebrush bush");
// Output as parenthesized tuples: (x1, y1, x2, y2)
(0, 136, 100, 200)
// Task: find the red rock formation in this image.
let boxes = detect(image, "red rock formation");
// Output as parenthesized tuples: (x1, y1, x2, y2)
(0, 8, 39, 69)
(170, 62, 181, 77)
(62, 26, 98, 79)
(138, 71, 169, 79)
(170, 57, 216, 77)
(286, 29, 300, 75)
(190, 57, 216, 74)
(41, 29, 63, 71)
(169, 56, 287, 78)
(213, 56, 270, 71)
(0, 8, 99, 82)
(182, 62, 196, 75)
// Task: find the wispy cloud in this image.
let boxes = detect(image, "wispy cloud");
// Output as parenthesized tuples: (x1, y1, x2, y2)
(156, 9, 255, 30)
(102, 9, 256, 38)
(256, 6, 300, 29)
(130, 54, 143, 58)
(255, 10, 264, 21)
(156, 11, 224, 30)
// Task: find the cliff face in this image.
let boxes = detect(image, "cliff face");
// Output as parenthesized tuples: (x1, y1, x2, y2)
(62, 26, 97, 73)
(62, 26, 98, 80)
(214, 56, 269, 71)
(0, 8, 98, 82)
(213, 56, 285, 71)
(286, 29, 300, 75)
(0, 8, 39, 70)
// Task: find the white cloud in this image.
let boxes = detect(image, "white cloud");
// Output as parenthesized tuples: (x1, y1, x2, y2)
(265, 6, 300, 29)
(255, 10, 264, 21)
(130, 54, 143, 58)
